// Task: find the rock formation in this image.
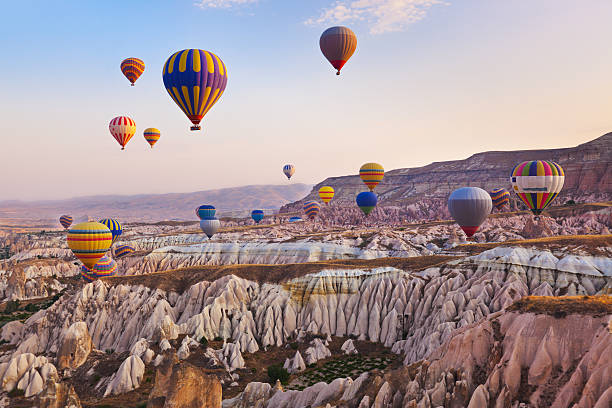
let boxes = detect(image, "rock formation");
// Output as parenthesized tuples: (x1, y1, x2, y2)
(103, 355, 145, 397)
(56, 322, 92, 370)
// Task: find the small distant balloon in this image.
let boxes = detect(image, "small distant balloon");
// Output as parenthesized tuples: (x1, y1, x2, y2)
(200, 217, 220, 239)
(318, 186, 335, 204)
(120, 57, 145, 86)
(99, 218, 123, 244)
(289, 216, 303, 222)
(303, 201, 321, 220)
(196, 205, 216, 220)
(448, 187, 492, 237)
(59, 215, 73, 230)
(283, 164, 295, 180)
(356, 191, 377, 216)
(510, 160, 565, 216)
(251, 210, 264, 224)
(81, 255, 117, 282)
(67, 222, 113, 269)
(359, 163, 384, 191)
(109, 116, 136, 150)
(320, 26, 357, 76)
(144, 128, 161, 148)
(489, 188, 510, 211)
(114, 244, 135, 259)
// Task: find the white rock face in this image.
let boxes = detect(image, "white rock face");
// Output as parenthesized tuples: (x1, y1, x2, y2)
(56, 322, 92, 370)
(304, 338, 331, 365)
(103, 355, 145, 397)
(341, 339, 358, 355)
(219, 342, 245, 372)
(177, 336, 199, 360)
(283, 351, 306, 374)
(0, 353, 58, 396)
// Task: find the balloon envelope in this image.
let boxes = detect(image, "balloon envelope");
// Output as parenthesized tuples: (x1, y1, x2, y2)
(99, 218, 123, 244)
(448, 187, 492, 237)
(289, 217, 303, 222)
(109, 116, 136, 150)
(251, 210, 264, 224)
(81, 255, 117, 282)
(67, 222, 113, 269)
(318, 186, 334, 203)
(114, 244, 135, 259)
(144, 128, 161, 148)
(283, 164, 295, 180)
(303, 201, 321, 220)
(511, 160, 565, 215)
(59, 215, 73, 230)
(489, 188, 510, 210)
(200, 217, 220, 238)
(320, 26, 357, 75)
(162, 49, 228, 131)
(356, 191, 377, 215)
(196, 205, 216, 220)
(359, 163, 384, 191)
(120, 58, 145, 86)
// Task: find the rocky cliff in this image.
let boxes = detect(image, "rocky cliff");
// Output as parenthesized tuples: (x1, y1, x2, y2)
(281, 132, 612, 213)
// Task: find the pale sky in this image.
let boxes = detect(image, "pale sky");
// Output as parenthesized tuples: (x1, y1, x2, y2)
(1, 0, 611, 200)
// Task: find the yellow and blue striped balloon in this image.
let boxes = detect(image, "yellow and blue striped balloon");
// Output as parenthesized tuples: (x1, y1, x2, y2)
(59, 215, 73, 230)
(489, 188, 510, 210)
(144, 128, 161, 148)
(114, 244, 135, 259)
(359, 163, 384, 191)
(162, 49, 228, 131)
(67, 222, 113, 269)
(99, 218, 123, 244)
(81, 255, 117, 282)
(303, 201, 321, 220)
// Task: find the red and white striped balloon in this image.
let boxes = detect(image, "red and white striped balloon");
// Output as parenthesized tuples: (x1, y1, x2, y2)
(109, 116, 136, 150)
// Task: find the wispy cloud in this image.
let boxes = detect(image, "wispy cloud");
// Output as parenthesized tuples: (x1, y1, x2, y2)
(195, 0, 258, 8)
(305, 0, 447, 34)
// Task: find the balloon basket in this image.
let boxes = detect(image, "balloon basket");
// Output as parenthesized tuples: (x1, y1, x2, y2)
(190, 125, 201, 131)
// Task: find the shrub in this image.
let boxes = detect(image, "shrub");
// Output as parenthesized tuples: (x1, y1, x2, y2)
(267, 365, 290, 385)
(105, 349, 114, 354)
(199, 336, 208, 347)
(289, 342, 298, 350)
(213, 336, 223, 342)
(8, 388, 25, 398)
(565, 200, 576, 206)
(251, 367, 257, 374)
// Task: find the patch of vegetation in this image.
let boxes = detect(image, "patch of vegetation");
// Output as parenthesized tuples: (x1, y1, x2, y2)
(105, 349, 115, 354)
(199, 336, 208, 347)
(289, 342, 299, 350)
(213, 336, 223, 342)
(267, 365, 290, 385)
(8, 388, 25, 398)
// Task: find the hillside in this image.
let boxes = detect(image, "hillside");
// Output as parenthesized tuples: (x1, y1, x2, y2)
(281, 132, 612, 213)
(0, 183, 312, 223)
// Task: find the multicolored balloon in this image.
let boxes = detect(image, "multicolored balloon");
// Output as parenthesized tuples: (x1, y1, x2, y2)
(448, 187, 492, 237)
(283, 164, 295, 180)
(318, 186, 334, 204)
(59, 215, 73, 230)
(510, 160, 565, 215)
(99, 218, 122, 244)
(359, 163, 384, 191)
(303, 201, 321, 220)
(162, 49, 228, 131)
(114, 244, 135, 259)
(67, 222, 113, 269)
(196, 205, 216, 220)
(200, 217, 220, 239)
(320, 26, 357, 75)
(109, 116, 136, 150)
(251, 210, 264, 224)
(289, 216, 303, 222)
(81, 255, 117, 282)
(120, 58, 145, 86)
(356, 191, 377, 216)
(144, 128, 161, 148)
(489, 188, 510, 211)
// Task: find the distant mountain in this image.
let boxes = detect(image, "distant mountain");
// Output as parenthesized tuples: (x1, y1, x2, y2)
(0, 184, 312, 223)
(281, 132, 611, 212)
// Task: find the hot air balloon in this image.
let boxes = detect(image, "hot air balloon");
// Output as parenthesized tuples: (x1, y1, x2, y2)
(283, 164, 295, 180)
(114, 244, 135, 259)
(303, 201, 321, 220)
(356, 191, 377, 215)
(448, 187, 492, 238)
(144, 128, 161, 148)
(109, 116, 136, 150)
(120, 58, 145, 86)
(320, 26, 357, 75)
(81, 255, 118, 282)
(510, 160, 565, 216)
(251, 210, 264, 224)
(318, 186, 334, 204)
(196, 205, 216, 220)
(200, 217, 220, 239)
(359, 163, 384, 191)
(162, 49, 228, 131)
(99, 218, 123, 244)
(289, 217, 303, 222)
(67, 222, 113, 269)
(489, 188, 510, 211)
(59, 215, 73, 230)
